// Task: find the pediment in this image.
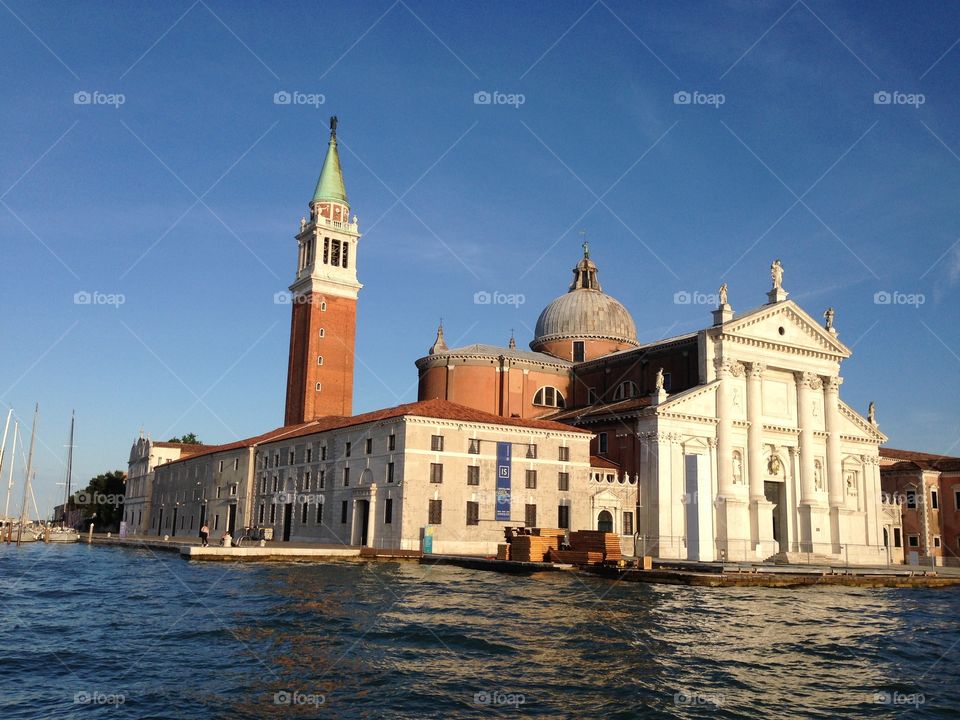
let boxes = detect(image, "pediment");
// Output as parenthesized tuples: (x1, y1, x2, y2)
(593, 489, 620, 504)
(722, 302, 850, 358)
(838, 400, 887, 443)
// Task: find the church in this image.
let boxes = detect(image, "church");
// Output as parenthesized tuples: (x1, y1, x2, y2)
(128, 119, 902, 565)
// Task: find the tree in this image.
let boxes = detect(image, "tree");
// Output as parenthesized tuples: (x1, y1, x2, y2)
(69, 470, 126, 531)
(167, 433, 202, 445)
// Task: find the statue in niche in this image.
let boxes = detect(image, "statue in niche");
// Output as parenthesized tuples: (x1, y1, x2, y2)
(845, 471, 858, 496)
(814, 460, 825, 491)
(733, 451, 744, 484)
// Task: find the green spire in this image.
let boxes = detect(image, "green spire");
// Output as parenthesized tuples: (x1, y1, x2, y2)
(312, 116, 348, 205)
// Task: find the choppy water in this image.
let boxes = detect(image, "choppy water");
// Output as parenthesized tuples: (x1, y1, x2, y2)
(0, 545, 958, 719)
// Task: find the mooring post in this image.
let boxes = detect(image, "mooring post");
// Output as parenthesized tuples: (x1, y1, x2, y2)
(87, 523, 94, 543)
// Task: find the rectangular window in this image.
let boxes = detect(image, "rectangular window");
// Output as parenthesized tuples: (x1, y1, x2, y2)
(558, 446, 570, 462)
(365, 438, 373, 455)
(431, 435, 444, 452)
(301, 503, 308, 523)
(343, 468, 350, 487)
(304, 472, 311, 491)
(319, 470, 325, 489)
(216, 486, 222, 500)
(214, 514, 220, 530)
(388, 434, 396, 451)
(233, 458, 239, 471)
(931, 490, 939, 510)
(258, 504, 264, 523)
(573, 341, 584, 362)
(341, 501, 348, 524)
(955, 490, 960, 510)
(934, 535, 942, 548)
(525, 504, 537, 528)
(466, 501, 479, 526)
(383, 498, 393, 524)
(289, 451, 295, 465)
(306, 448, 312, 463)
(218, 460, 223, 472)
(623, 512, 634, 535)
(272, 476, 278, 492)
(430, 463, 443, 483)
(425, 498, 441, 525)
(342, 242, 349, 269)
(323, 237, 329, 264)
(906, 490, 917, 509)
(526, 444, 537, 459)
(321, 445, 327, 461)
(908, 535, 919, 547)
(269, 505, 276, 523)
(558, 472, 569, 491)
(467, 465, 480, 486)
(599, 433, 609, 454)
(274, 452, 279, 468)
(316, 502, 323, 524)
(468, 438, 480, 454)
(525, 469, 537, 489)
(558, 504, 570, 529)
(331, 239, 341, 267)
(345, 441, 351, 457)
(893, 527, 901, 547)
(387, 462, 395, 483)
(230, 484, 237, 496)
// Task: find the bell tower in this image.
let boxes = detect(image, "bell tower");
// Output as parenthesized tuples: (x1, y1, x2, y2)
(284, 116, 362, 425)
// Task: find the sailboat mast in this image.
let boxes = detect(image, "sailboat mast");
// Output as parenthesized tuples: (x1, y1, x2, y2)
(4, 421, 18, 519)
(63, 411, 75, 513)
(0, 409, 12, 484)
(16, 404, 38, 547)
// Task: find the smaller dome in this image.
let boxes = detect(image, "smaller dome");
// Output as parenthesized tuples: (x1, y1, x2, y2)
(531, 246, 638, 349)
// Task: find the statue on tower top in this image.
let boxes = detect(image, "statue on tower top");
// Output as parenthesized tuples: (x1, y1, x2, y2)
(771, 259, 784, 290)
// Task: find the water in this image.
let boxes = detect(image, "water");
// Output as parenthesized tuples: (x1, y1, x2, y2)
(0, 545, 957, 719)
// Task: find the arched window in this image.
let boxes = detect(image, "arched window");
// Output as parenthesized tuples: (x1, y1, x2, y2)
(613, 381, 639, 401)
(317, 356, 324, 365)
(597, 510, 613, 533)
(533, 386, 566, 408)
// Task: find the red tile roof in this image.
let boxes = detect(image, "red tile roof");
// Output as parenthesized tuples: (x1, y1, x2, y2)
(548, 396, 653, 423)
(880, 447, 960, 472)
(590, 455, 620, 469)
(159, 399, 590, 465)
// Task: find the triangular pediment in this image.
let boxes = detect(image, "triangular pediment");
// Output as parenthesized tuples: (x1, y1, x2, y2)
(721, 301, 850, 358)
(594, 489, 620, 504)
(838, 400, 887, 443)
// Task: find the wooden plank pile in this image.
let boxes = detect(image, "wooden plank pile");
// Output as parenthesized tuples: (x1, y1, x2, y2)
(509, 534, 560, 562)
(496, 544, 510, 561)
(548, 549, 604, 565)
(568, 531, 623, 563)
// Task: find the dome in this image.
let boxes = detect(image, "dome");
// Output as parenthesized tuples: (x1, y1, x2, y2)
(531, 246, 638, 348)
(533, 289, 637, 344)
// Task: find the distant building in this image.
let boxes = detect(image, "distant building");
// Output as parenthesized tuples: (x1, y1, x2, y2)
(124, 434, 212, 535)
(880, 448, 960, 566)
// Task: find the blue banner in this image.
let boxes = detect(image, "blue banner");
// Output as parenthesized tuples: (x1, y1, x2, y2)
(495, 442, 511, 521)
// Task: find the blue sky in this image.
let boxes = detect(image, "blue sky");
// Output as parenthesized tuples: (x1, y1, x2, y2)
(1, 0, 958, 518)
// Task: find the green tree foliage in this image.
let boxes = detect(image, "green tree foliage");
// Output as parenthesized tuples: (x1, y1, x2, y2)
(69, 470, 126, 531)
(167, 433, 202, 445)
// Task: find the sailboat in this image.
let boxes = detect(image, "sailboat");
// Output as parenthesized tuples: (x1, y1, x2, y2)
(45, 411, 79, 543)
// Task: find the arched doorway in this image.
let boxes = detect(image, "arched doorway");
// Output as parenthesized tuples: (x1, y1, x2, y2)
(597, 510, 613, 533)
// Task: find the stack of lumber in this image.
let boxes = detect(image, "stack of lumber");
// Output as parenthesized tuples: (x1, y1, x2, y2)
(569, 531, 622, 562)
(531, 528, 566, 538)
(496, 543, 510, 561)
(548, 548, 604, 565)
(510, 534, 560, 562)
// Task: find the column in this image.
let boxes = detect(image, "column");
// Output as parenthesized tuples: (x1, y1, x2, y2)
(823, 376, 844, 553)
(714, 359, 735, 497)
(795, 371, 827, 555)
(746, 362, 774, 555)
(715, 358, 749, 560)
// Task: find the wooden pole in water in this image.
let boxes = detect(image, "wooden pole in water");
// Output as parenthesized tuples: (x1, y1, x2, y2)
(16, 405, 38, 547)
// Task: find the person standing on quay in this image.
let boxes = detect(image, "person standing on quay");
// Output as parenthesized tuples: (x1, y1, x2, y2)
(199, 523, 209, 547)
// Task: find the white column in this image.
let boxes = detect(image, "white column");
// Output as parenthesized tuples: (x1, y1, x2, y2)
(824, 376, 844, 508)
(796, 371, 828, 555)
(714, 358, 735, 497)
(746, 362, 765, 502)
